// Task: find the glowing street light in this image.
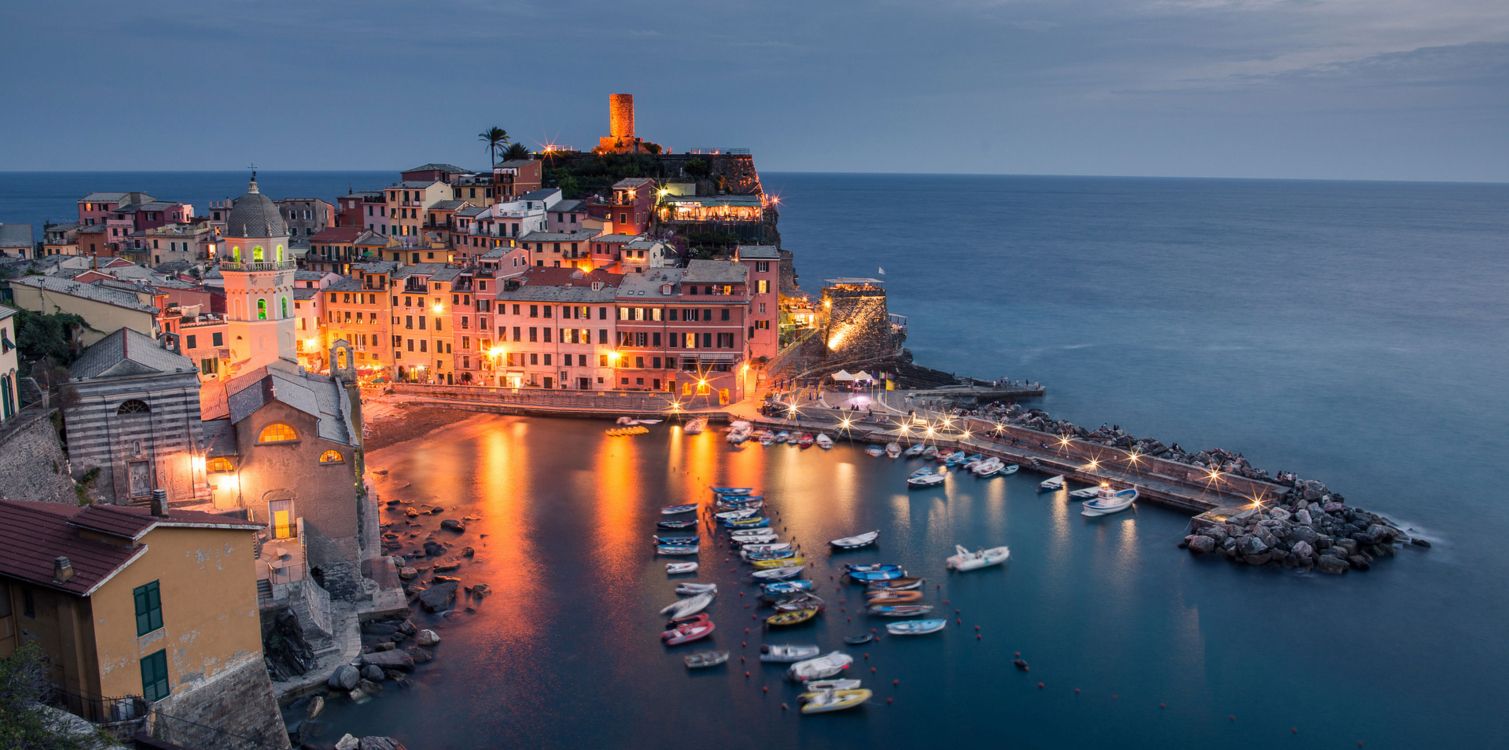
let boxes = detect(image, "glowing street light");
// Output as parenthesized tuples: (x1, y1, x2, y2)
(1085, 459, 1100, 471)
(839, 417, 852, 431)
(1057, 435, 1072, 449)
(431, 302, 444, 315)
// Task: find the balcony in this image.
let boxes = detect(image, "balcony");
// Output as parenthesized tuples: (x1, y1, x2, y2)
(220, 259, 295, 272)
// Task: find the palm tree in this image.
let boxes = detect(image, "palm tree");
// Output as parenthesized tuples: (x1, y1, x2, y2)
(478, 127, 510, 169)
(503, 142, 530, 161)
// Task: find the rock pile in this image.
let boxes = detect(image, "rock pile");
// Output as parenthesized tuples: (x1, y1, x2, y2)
(1183, 490, 1427, 573)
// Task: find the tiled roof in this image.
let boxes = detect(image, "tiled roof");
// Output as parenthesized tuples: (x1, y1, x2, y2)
(0, 304, 16, 322)
(8, 274, 158, 312)
(404, 163, 469, 174)
(520, 229, 600, 243)
(223, 362, 356, 445)
(0, 223, 34, 247)
(310, 226, 364, 244)
(551, 200, 585, 213)
(735, 244, 779, 260)
(70, 328, 195, 380)
(683, 259, 747, 284)
(612, 178, 655, 189)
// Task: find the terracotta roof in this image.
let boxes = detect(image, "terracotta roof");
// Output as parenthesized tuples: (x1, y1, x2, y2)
(311, 226, 364, 244)
(0, 501, 258, 596)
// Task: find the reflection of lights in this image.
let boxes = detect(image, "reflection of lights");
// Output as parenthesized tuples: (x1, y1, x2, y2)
(993, 422, 1004, 434)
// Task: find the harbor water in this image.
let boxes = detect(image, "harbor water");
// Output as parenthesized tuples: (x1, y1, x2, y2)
(3, 172, 1507, 747)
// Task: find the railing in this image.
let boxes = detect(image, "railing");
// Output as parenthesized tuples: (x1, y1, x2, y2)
(44, 686, 147, 726)
(392, 383, 696, 412)
(219, 259, 294, 272)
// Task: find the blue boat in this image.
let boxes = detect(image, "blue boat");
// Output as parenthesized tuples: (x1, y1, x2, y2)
(720, 516, 770, 529)
(848, 568, 906, 583)
(711, 486, 754, 495)
(745, 548, 797, 562)
(886, 618, 947, 636)
(657, 519, 697, 529)
(761, 580, 815, 596)
(654, 535, 699, 546)
(844, 563, 903, 572)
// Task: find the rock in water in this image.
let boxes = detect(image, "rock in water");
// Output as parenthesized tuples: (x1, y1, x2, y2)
(306, 695, 325, 719)
(419, 581, 459, 612)
(1317, 554, 1350, 575)
(440, 519, 466, 533)
(1187, 535, 1217, 555)
(336, 734, 361, 750)
(362, 650, 416, 672)
(416, 629, 441, 647)
(359, 738, 409, 750)
(328, 664, 360, 691)
(362, 664, 386, 682)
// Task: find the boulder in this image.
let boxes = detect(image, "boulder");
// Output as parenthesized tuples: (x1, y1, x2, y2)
(1347, 555, 1372, 571)
(1236, 535, 1269, 557)
(306, 695, 325, 719)
(398, 567, 418, 580)
(337, 734, 362, 750)
(1187, 535, 1217, 555)
(423, 540, 447, 557)
(398, 618, 417, 635)
(416, 629, 441, 647)
(328, 664, 360, 691)
(362, 649, 416, 672)
(462, 546, 476, 558)
(433, 560, 462, 573)
(1267, 507, 1292, 522)
(362, 664, 386, 682)
(1290, 540, 1314, 560)
(1294, 509, 1313, 526)
(358, 678, 383, 695)
(406, 647, 434, 664)
(1242, 551, 1273, 566)
(419, 581, 459, 612)
(359, 738, 408, 750)
(1316, 555, 1349, 575)
(440, 519, 466, 533)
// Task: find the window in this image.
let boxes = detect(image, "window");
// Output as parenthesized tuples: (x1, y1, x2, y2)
(281, 297, 289, 318)
(207, 457, 233, 473)
(252, 245, 264, 262)
(257, 299, 268, 321)
(212, 332, 223, 347)
(116, 399, 150, 415)
(185, 334, 197, 349)
(141, 650, 169, 702)
(319, 449, 344, 465)
(134, 581, 163, 635)
(257, 423, 298, 444)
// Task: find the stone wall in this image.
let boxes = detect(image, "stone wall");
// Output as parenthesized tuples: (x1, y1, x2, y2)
(150, 656, 291, 750)
(0, 405, 78, 504)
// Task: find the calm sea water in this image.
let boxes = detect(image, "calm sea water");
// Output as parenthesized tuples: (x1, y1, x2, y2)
(3, 172, 1508, 747)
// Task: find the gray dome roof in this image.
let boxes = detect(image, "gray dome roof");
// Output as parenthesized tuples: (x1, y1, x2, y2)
(225, 175, 288, 238)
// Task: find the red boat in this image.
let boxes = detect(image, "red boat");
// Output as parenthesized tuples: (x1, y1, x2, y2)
(797, 433, 816, 448)
(662, 619, 716, 646)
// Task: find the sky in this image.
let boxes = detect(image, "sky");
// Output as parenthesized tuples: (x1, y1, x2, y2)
(2, 0, 1507, 182)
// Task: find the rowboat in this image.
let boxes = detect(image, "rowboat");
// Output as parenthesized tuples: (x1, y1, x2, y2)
(752, 566, 806, 581)
(660, 592, 714, 619)
(847, 568, 906, 583)
(741, 542, 793, 555)
(843, 634, 874, 646)
(665, 562, 699, 575)
(865, 590, 922, 605)
(1082, 488, 1138, 517)
(662, 619, 715, 646)
(759, 643, 819, 662)
(1038, 475, 1065, 492)
(907, 469, 945, 488)
(922, 446, 939, 459)
(800, 688, 872, 714)
(653, 534, 698, 545)
(657, 519, 697, 529)
(729, 527, 777, 539)
(753, 556, 806, 570)
(830, 530, 879, 550)
(683, 418, 707, 435)
(946, 544, 1010, 571)
(885, 619, 947, 636)
(714, 507, 759, 521)
(866, 576, 923, 591)
(775, 431, 791, 443)
(656, 544, 699, 556)
(864, 445, 885, 457)
(675, 582, 718, 596)
(760, 580, 814, 597)
(844, 563, 902, 573)
(788, 652, 852, 681)
(745, 548, 798, 563)
(885, 442, 902, 458)
(661, 504, 698, 515)
(816, 433, 834, 449)
(683, 650, 730, 669)
(866, 604, 934, 617)
(797, 433, 815, 448)
(772, 593, 825, 612)
(721, 516, 770, 529)
(712, 486, 753, 496)
(1001, 464, 1020, 475)
(766, 608, 819, 627)
(1069, 485, 1104, 500)
(729, 532, 778, 545)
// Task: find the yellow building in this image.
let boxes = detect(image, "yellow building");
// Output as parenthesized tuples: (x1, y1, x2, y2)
(0, 498, 289, 749)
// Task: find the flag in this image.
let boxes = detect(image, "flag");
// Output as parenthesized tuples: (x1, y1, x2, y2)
(878, 266, 886, 275)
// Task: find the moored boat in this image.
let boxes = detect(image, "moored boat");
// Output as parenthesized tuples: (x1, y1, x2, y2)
(843, 634, 874, 646)
(656, 544, 699, 556)
(885, 442, 902, 458)
(1038, 475, 1065, 492)
(683, 417, 708, 435)
(766, 608, 819, 627)
(772, 593, 825, 612)
(904, 443, 926, 457)
(760, 580, 814, 597)
(1081, 488, 1138, 517)
(661, 619, 716, 646)
(661, 503, 698, 515)
(665, 562, 699, 575)
(660, 592, 715, 619)
(866, 604, 935, 617)
(864, 444, 885, 457)
(865, 590, 923, 606)
(753, 556, 806, 570)
(752, 565, 806, 581)
(799, 688, 872, 714)
(885, 618, 947, 636)
(907, 468, 946, 488)
(829, 530, 880, 550)
(797, 433, 816, 448)
(946, 544, 1010, 571)
(788, 651, 853, 681)
(806, 678, 863, 691)
(675, 582, 718, 596)
(816, 433, 834, 449)
(759, 643, 819, 662)
(657, 518, 697, 529)
(865, 576, 923, 591)
(846, 568, 906, 583)
(683, 650, 730, 669)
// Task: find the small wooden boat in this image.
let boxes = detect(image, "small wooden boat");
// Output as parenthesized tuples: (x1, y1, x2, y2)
(772, 593, 825, 612)
(1038, 475, 1065, 492)
(830, 530, 879, 550)
(653, 534, 698, 546)
(904, 443, 926, 457)
(1082, 488, 1138, 517)
(815, 433, 834, 449)
(800, 688, 872, 714)
(760, 580, 814, 597)
(683, 417, 708, 435)
(715, 507, 759, 521)
(865, 590, 922, 605)
(675, 582, 717, 596)
(729, 532, 778, 545)
(922, 446, 939, 459)
(775, 431, 791, 443)
(661, 504, 698, 515)
(907, 469, 945, 488)
(745, 549, 798, 563)
(752, 566, 806, 581)
(683, 650, 730, 669)
(1001, 464, 1020, 475)
(766, 608, 819, 627)
(759, 643, 819, 663)
(753, 556, 806, 570)
(866, 604, 934, 617)
(844, 563, 902, 573)
(660, 592, 715, 619)
(665, 562, 699, 575)
(656, 544, 699, 556)
(843, 634, 874, 646)
(946, 544, 1010, 571)
(721, 516, 770, 529)
(866, 576, 923, 591)
(864, 444, 885, 457)
(657, 519, 697, 529)
(662, 619, 715, 646)
(885, 442, 902, 458)
(885, 619, 946, 636)
(788, 651, 852, 681)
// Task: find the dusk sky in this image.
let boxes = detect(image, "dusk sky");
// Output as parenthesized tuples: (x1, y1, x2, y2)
(3, 0, 1506, 181)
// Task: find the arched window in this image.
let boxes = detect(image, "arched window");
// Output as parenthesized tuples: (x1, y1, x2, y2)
(252, 245, 265, 262)
(257, 423, 298, 444)
(231, 245, 241, 261)
(281, 297, 289, 318)
(257, 299, 268, 320)
(319, 449, 344, 465)
(275, 244, 284, 262)
(116, 399, 150, 415)
(206, 457, 234, 473)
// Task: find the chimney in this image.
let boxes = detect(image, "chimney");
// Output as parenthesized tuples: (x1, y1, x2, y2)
(150, 488, 169, 518)
(53, 556, 74, 584)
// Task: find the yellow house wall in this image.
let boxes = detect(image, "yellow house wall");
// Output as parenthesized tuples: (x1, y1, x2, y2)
(9, 285, 157, 345)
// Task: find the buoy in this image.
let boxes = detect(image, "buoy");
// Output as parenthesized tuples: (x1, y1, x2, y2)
(1290, 727, 1298, 735)
(974, 625, 981, 630)
(1159, 703, 1166, 710)
(1014, 651, 1021, 657)
(781, 703, 789, 711)
(870, 667, 878, 674)
(976, 634, 982, 640)
(762, 685, 769, 694)
(892, 678, 900, 686)
(744, 671, 751, 679)
(1074, 688, 1081, 695)
(1036, 681, 1045, 690)
(886, 697, 894, 705)
(863, 653, 870, 661)
(741, 641, 747, 648)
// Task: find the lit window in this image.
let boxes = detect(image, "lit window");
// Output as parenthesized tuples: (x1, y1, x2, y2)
(257, 299, 268, 320)
(257, 423, 298, 443)
(206, 457, 234, 473)
(252, 245, 264, 262)
(319, 449, 344, 465)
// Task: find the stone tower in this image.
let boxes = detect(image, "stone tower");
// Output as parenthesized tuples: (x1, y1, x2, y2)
(220, 174, 296, 374)
(609, 93, 635, 142)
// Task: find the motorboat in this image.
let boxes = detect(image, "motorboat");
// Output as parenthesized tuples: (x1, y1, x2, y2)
(946, 544, 1010, 571)
(864, 444, 885, 457)
(829, 530, 879, 550)
(1038, 475, 1065, 492)
(885, 619, 947, 636)
(847, 568, 906, 583)
(683, 418, 708, 435)
(799, 688, 872, 714)
(797, 433, 816, 448)
(788, 652, 853, 681)
(866, 604, 935, 617)
(660, 592, 715, 619)
(753, 556, 806, 570)
(907, 469, 946, 488)
(675, 582, 718, 596)
(816, 433, 834, 450)
(843, 634, 874, 646)
(665, 562, 699, 575)
(657, 518, 697, 529)
(683, 650, 730, 669)
(656, 544, 699, 556)
(807, 678, 863, 691)
(1082, 488, 1138, 517)
(662, 619, 715, 646)
(760, 580, 814, 597)
(759, 643, 820, 663)
(971, 457, 1003, 475)
(661, 503, 698, 515)
(728, 420, 753, 433)
(752, 566, 806, 581)
(904, 443, 926, 457)
(866, 576, 923, 591)
(885, 442, 902, 458)
(666, 612, 710, 628)
(766, 608, 819, 627)
(772, 593, 825, 612)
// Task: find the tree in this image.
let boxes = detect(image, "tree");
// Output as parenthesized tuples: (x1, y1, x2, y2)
(503, 142, 530, 161)
(14, 310, 83, 366)
(477, 127, 510, 169)
(0, 643, 92, 750)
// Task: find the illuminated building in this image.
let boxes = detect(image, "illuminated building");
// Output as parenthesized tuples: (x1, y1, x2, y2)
(492, 267, 623, 389)
(218, 174, 297, 377)
(820, 277, 903, 359)
(595, 93, 663, 155)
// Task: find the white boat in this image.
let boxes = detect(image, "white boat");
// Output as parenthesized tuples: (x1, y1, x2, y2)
(715, 507, 759, 521)
(805, 678, 862, 692)
(864, 444, 885, 457)
(683, 417, 708, 435)
(1069, 485, 1104, 500)
(903, 444, 925, 457)
(727, 431, 748, 445)
(1039, 475, 1065, 492)
(1001, 464, 1020, 475)
(907, 469, 946, 488)
(741, 542, 793, 555)
(885, 442, 902, 458)
(729, 420, 752, 433)
(752, 565, 806, 581)
(829, 530, 879, 550)
(799, 688, 872, 714)
(760, 643, 820, 663)
(656, 544, 699, 556)
(729, 526, 776, 539)
(788, 651, 853, 681)
(885, 619, 947, 636)
(616, 416, 662, 425)
(815, 433, 834, 450)
(660, 592, 715, 619)
(675, 582, 718, 596)
(946, 544, 1010, 571)
(972, 457, 1004, 476)
(1082, 488, 1138, 517)
(731, 532, 779, 545)
(666, 562, 699, 575)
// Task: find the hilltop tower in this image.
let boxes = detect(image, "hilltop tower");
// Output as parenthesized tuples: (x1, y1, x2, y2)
(609, 93, 635, 142)
(220, 173, 296, 374)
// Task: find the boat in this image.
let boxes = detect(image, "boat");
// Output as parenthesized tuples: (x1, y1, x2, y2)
(741, 542, 793, 555)
(727, 432, 748, 445)
(1069, 486, 1103, 500)
(665, 562, 699, 575)
(843, 634, 874, 646)
(675, 582, 718, 596)
(1039, 475, 1065, 492)
(683, 418, 708, 435)
(759, 643, 819, 662)
(799, 688, 872, 714)
(660, 592, 715, 619)
(806, 678, 863, 691)
(866, 576, 923, 591)
(1082, 488, 1138, 517)
(847, 568, 906, 583)
(972, 457, 1003, 476)
(721, 516, 770, 529)
(729, 532, 778, 545)
(775, 431, 791, 443)
(745, 549, 798, 564)
(753, 556, 806, 570)
(904, 443, 926, 457)
(766, 608, 819, 627)
(729, 420, 753, 433)
(772, 593, 825, 612)
(683, 650, 730, 669)
(946, 544, 1010, 571)
(760, 580, 814, 597)
(661, 619, 716, 646)
(788, 652, 853, 681)
(907, 469, 945, 488)
(844, 563, 902, 573)
(711, 486, 754, 496)
(1001, 464, 1020, 475)
(665, 612, 710, 628)
(714, 497, 763, 511)
(653, 534, 698, 545)
(922, 446, 939, 459)
(885, 619, 947, 636)
(661, 504, 698, 515)
(616, 416, 663, 426)
(657, 519, 697, 529)
(797, 433, 815, 448)
(715, 507, 759, 521)
(752, 566, 806, 581)
(728, 526, 776, 539)
(864, 444, 885, 457)
(816, 433, 834, 450)
(656, 544, 699, 556)
(866, 604, 935, 617)
(759, 435, 775, 447)
(829, 530, 880, 550)
(866, 592, 923, 606)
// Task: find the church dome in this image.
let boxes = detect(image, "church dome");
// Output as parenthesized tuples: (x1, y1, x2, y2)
(225, 174, 288, 238)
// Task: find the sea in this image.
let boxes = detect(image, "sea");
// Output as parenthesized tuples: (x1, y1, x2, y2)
(2, 171, 1507, 748)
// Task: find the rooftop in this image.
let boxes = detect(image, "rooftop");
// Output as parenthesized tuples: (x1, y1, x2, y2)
(521, 229, 601, 243)
(0, 223, 33, 247)
(310, 226, 365, 244)
(405, 163, 470, 174)
(212, 361, 357, 446)
(70, 328, 196, 381)
(684, 259, 748, 285)
(496, 267, 624, 303)
(9, 274, 159, 314)
(736, 244, 780, 260)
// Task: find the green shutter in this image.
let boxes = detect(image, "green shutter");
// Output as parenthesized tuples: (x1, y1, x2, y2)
(133, 581, 162, 635)
(141, 650, 169, 701)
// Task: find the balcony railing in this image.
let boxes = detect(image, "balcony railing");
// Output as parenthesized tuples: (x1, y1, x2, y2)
(219, 259, 295, 272)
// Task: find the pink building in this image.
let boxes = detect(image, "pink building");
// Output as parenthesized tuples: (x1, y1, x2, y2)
(734, 245, 781, 362)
